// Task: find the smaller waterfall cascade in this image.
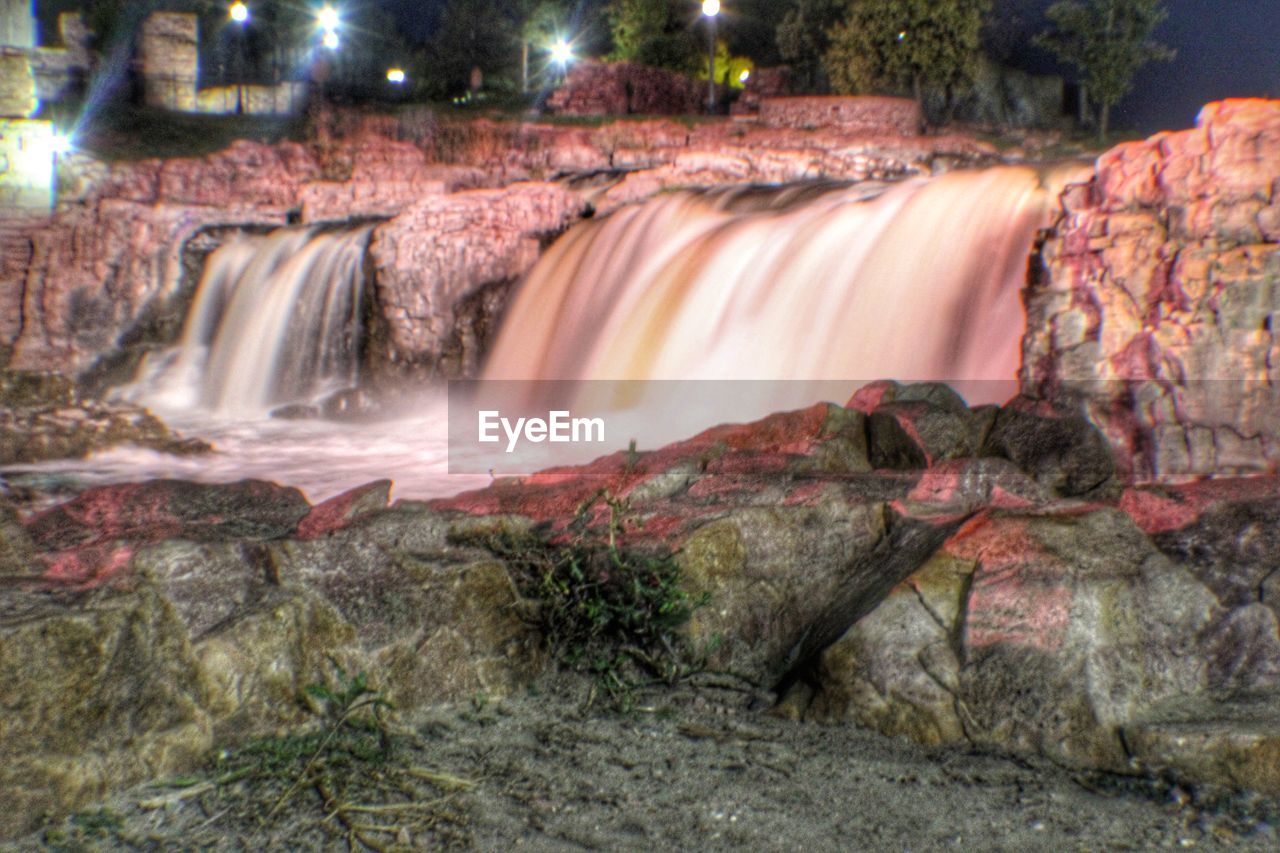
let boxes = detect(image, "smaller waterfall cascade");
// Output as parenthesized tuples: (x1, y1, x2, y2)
(130, 225, 374, 416)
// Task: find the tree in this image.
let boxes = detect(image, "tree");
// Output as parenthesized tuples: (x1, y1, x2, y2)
(427, 0, 518, 99)
(1036, 0, 1174, 140)
(512, 1, 571, 93)
(776, 0, 843, 92)
(606, 0, 700, 74)
(823, 0, 992, 121)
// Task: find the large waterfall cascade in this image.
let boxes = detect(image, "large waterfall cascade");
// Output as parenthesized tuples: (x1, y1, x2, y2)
(127, 225, 375, 416)
(485, 165, 1084, 389)
(67, 164, 1087, 501)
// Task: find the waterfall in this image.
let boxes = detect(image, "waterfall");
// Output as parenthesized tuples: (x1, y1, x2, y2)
(483, 165, 1087, 406)
(129, 225, 373, 416)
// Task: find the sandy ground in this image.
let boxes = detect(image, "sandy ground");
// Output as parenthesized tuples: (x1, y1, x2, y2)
(20, 674, 1280, 852)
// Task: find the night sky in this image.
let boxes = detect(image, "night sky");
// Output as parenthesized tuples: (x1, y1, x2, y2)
(382, 0, 1280, 133)
(36, 1, 1280, 134)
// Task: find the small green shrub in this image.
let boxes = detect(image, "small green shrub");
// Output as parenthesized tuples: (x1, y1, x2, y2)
(455, 491, 709, 708)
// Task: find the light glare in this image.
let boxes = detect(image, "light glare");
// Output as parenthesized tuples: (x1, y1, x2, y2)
(229, 2, 249, 23)
(739, 69, 750, 83)
(322, 30, 340, 49)
(387, 68, 406, 84)
(50, 133, 73, 156)
(551, 39, 574, 66)
(702, 0, 720, 16)
(318, 5, 340, 31)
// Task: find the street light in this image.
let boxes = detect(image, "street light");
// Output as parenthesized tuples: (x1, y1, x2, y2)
(49, 133, 73, 157)
(702, 0, 720, 114)
(317, 5, 340, 32)
(230, 3, 249, 114)
(322, 29, 340, 50)
(551, 39, 573, 68)
(387, 68, 406, 84)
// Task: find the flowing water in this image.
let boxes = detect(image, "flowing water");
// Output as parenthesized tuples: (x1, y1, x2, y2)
(4, 165, 1087, 503)
(134, 225, 373, 415)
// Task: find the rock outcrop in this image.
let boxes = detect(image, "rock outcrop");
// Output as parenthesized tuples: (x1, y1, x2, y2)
(367, 182, 583, 378)
(0, 370, 206, 465)
(758, 95, 923, 135)
(5, 382, 1278, 837)
(1026, 99, 1280, 483)
(546, 61, 704, 116)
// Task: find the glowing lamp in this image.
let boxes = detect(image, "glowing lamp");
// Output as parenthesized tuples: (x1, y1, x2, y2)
(230, 2, 249, 23)
(739, 69, 750, 83)
(322, 29, 340, 50)
(49, 133, 73, 156)
(317, 5, 340, 32)
(551, 39, 574, 67)
(387, 68, 406, 84)
(702, 0, 720, 16)
(897, 31, 907, 41)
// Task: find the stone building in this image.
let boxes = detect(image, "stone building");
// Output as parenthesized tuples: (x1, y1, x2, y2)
(0, 0, 35, 48)
(141, 11, 307, 116)
(0, 2, 54, 212)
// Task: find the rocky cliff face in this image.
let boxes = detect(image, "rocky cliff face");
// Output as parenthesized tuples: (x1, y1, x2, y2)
(1026, 99, 1280, 483)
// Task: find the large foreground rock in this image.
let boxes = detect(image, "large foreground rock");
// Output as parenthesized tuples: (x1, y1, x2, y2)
(4, 387, 1280, 837)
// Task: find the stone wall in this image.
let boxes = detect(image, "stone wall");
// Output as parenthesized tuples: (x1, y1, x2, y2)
(958, 57, 1067, 129)
(141, 12, 199, 112)
(194, 82, 309, 116)
(0, 48, 36, 117)
(29, 13, 91, 103)
(1025, 98, 1280, 482)
(732, 66, 791, 116)
(0, 118, 53, 211)
(140, 12, 305, 117)
(546, 61, 704, 116)
(758, 95, 923, 135)
(0, 0, 34, 48)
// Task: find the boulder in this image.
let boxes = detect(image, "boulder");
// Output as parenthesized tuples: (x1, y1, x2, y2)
(1124, 691, 1280, 797)
(0, 495, 36, 575)
(8, 388, 1280, 837)
(26, 479, 311, 552)
(0, 583, 211, 839)
(981, 396, 1115, 496)
(804, 502, 1280, 782)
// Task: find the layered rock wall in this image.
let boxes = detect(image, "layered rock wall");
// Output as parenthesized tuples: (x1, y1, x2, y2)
(545, 60, 704, 116)
(758, 95, 923, 135)
(1026, 99, 1280, 482)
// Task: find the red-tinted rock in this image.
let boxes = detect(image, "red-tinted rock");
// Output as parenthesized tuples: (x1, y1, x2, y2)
(26, 479, 310, 553)
(296, 479, 392, 540)
(982, 396, 1115, 497)
(1026, 98, 1280, 483)
(547, 61, 704, 117)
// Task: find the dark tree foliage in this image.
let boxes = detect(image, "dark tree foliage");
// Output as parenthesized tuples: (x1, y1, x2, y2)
(1036, 0, 1175, 139)
(423, 0, 518, 98)
(606, 0, 701, 74)
(823, 0, 992, 122)
(724, 0, 788, 68)
(775, 0, 843, 92)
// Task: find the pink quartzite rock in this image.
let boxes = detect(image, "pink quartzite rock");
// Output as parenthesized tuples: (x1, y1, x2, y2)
(758, 96, 923, 136)
(1025, 98, 1280, 483)
(546, 61, 704, 117)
